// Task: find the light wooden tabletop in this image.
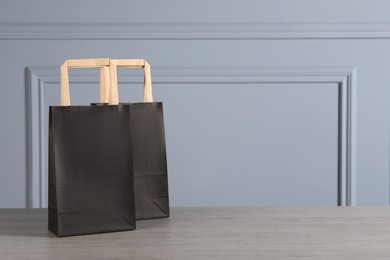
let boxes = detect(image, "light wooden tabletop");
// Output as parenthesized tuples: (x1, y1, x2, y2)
(1, 207, 390, 259)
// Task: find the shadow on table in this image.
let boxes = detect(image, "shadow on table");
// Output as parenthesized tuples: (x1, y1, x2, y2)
(0, 209, 172, 238)
(0, 210, 56, 238)
(0, 230, 57, 238)
(0, 225, 57, 238)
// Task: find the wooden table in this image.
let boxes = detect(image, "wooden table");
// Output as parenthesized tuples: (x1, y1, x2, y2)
(1, 207, 390, 259)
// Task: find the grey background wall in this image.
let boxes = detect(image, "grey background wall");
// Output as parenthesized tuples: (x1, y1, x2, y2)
(0, 0, 389, 208)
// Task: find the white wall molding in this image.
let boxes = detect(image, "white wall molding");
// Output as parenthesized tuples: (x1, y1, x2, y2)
(26, 66, 357, 208)
(4, 23, 390, 40)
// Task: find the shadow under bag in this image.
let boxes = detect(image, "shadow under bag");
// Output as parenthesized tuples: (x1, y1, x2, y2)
(49, 59, 136, 237)
(109, 59, 170, 220)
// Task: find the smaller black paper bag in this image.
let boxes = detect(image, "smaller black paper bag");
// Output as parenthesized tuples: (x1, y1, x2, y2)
(48, 59, 136, 237)
(129, 102, 169, 220)
(110, 59, 170, 220)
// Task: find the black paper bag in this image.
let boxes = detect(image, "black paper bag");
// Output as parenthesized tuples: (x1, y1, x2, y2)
(110, 59, 170, 220)
(48, 59, 136, 237)
(128, 102, 169, 220)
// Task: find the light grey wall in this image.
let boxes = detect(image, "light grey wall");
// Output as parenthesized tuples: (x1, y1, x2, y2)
(0, 0, 389, 208)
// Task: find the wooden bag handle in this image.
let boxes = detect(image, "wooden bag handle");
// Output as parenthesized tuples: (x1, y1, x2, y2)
(109, 59, 153, 105)
(60, 58, 111, 106)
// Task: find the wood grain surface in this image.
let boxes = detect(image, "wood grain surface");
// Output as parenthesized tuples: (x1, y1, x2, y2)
(1, 207, 390, 260)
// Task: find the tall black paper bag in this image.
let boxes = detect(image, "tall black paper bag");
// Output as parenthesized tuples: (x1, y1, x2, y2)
(49, 59, 136, 237)
(110, 59, 170, 220)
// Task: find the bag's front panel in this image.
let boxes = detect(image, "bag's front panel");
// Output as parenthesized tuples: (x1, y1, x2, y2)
(128, 102, 170, 220)
(49, 105, 135, 237)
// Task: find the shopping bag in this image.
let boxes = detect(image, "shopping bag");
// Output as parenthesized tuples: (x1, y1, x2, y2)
(109, 59, 170, 220)
(48, 59, 136, 237)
